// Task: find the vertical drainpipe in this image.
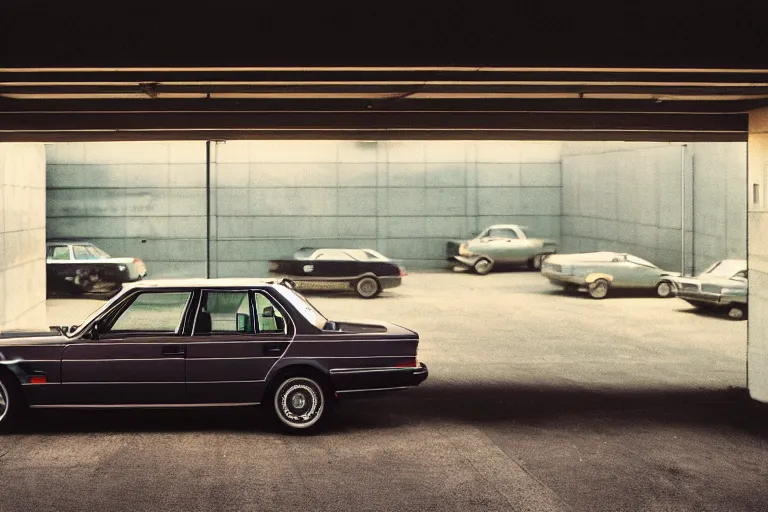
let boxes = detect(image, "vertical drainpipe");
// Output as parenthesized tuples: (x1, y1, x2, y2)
(681, 144, 687, 276)
(206, 140, 211, 278)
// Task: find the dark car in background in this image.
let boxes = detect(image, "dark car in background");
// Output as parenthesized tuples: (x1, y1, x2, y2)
(46, 240, 147, 297)
(0, 278, 428, 433)
(268, 247, 406, 298)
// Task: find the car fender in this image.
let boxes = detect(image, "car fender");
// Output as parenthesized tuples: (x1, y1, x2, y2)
(265, 358, 331, 384)
(585, 273, 614, 284)
(453, 255, 493, 266)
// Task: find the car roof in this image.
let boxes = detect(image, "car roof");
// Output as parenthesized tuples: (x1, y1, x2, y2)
(46, 240, 95, 246)
(122, 278, 284, 290)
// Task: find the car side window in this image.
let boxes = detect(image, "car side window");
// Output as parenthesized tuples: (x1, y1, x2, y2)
(106, 292, 192, 334)
(487, 228, 518, 239)
(73, 245, 98, 260)
(315, 251, 355, 261)
(193, 291, 253, 336)
(49, 245, 70, 260)
(253, 292, 288, 334)
(734, 270, 747, 279)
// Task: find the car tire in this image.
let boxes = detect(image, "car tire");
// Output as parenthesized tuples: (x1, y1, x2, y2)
(473, 258, 493, 275)
(0, 370, 23, 434)
(587, 278, 610, 299)
(656, 280, 673, 298)
(355, 276, 381, 298)
(271, 374, 330, 434)
(728, 306, 748, 321)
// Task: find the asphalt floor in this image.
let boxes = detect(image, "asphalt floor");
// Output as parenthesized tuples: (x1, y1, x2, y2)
(1, 270, 765, 512)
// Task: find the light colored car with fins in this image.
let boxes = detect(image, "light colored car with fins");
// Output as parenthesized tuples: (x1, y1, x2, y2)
(669, 259, 748, 320)
(541, 251, 680, 299)
(445, 224, 558, 274)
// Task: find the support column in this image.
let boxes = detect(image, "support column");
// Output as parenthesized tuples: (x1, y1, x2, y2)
(0, 143, 47, 332)
(748, 108, 768, 402)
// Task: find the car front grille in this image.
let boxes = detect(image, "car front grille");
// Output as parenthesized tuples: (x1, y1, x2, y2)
(680, 283, 699, 292)
(701, 284, 722, 294)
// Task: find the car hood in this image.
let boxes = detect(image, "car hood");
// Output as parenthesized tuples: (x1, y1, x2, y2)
(0, 331, 69, 346)
(671, 275, 747, 288)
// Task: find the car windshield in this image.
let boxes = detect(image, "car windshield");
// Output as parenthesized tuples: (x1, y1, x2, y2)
(73, 244, 111, 260)
(626, 254, 658, 268)
(702, 260, 746, 279)
(273, 285, 328, 330)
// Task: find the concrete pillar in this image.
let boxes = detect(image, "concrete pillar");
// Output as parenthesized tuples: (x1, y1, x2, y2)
(748, 108, 768, 402)
(0, 143, 47, 331)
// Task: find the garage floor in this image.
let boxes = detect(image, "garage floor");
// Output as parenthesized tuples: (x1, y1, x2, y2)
(3, 272, 765, 512)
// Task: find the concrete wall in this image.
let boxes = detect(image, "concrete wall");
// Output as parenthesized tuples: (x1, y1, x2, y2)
(46, 142, 208, 278)
(560, 142, 746, 274)
(747, 107, 768, 403)
(561, 144, 694, 273)
(47, 141, 563, 276)
(690, 143, 747, 271)
(210, 141, 562, 276)
(0, 144, 47, 331)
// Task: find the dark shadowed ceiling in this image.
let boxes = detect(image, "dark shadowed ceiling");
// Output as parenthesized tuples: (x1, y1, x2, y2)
(1, 2, 767, 142)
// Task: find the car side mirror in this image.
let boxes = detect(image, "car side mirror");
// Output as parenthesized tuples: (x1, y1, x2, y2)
(262, 306, 274, 318)
(236, 313, 251, 332)
(90, 323, 100, 340)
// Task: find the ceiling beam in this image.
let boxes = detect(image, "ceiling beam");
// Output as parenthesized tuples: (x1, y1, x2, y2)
(0, 98, 763, 114)
(0, 112, 748, 133)
(0, 129, 746, 143)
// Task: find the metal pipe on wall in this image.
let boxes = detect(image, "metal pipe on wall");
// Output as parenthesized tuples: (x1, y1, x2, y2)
(206, 140, 211, 278)
(681, 144, 687, 276)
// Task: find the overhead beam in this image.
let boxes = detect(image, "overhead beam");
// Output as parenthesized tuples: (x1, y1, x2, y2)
(0, 129, 746, 143)
(0, 98, 763, 114)
(0, 112, 748, 133)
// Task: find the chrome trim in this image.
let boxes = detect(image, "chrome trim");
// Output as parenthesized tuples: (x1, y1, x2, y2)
(284, 356, 405, 360)
(21, 382, 59, 386)
(329, 366, 421, 374)
(187, 356, 278, 361)
(30, 402, 260, 409)
(187, 379, 266, 384)
(291, 337, 417, 343)
(62, 381, 184, 385)
(62, 358, 173, 362)
(336, 386, 409, 394)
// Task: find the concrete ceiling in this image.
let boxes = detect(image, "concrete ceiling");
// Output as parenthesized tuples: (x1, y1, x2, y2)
(1, 2, 766, 142)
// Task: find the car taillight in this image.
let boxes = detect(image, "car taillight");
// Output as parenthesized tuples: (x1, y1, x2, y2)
(394, 357, 418, 368)
(398, 265, 407, 276)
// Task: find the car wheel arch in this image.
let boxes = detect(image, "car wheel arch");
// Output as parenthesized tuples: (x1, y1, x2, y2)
(585, 273, 614, 284)
(265, 361, 331, 392)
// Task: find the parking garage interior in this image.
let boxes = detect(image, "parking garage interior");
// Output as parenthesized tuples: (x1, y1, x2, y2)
(1, 3, 768, 511)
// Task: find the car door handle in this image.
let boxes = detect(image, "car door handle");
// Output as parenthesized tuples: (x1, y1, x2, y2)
(263, 344, 284, 355)
(161, 345, 186, 357)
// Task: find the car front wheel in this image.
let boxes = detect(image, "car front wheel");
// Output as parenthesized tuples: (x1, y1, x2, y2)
(588, 279, 610, 299)
(272, 375, 328, 433)
(656, 281, 673, 298)
(355, 276, 381, 298)
(473, 258, 493, 275)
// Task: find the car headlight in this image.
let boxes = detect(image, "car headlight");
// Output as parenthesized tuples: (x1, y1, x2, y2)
(721, 288, 745, 295)
(458, 243, 473, 257)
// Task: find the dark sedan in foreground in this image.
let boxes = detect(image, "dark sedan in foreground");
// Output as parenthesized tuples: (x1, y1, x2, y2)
(269, 247, 406, 298)
(46, 240, 147, 297)
(669, 259, 748, 320)
(0, 278, 428, 433)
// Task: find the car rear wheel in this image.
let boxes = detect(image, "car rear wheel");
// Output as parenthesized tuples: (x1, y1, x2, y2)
(588, 279, 610, 299)
(355, 276, 381, 298)
(728, 306, 748, 321)
(0, 371, 23, 434)
(473, 258, 493, 275)
(656, 281, 673, 298)
(272, 375, 328, 433)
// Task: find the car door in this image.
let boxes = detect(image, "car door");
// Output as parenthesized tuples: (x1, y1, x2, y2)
(183, 289, 293, 405)
(60, 290, 192, 405)
(483, 228, 521, 262)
